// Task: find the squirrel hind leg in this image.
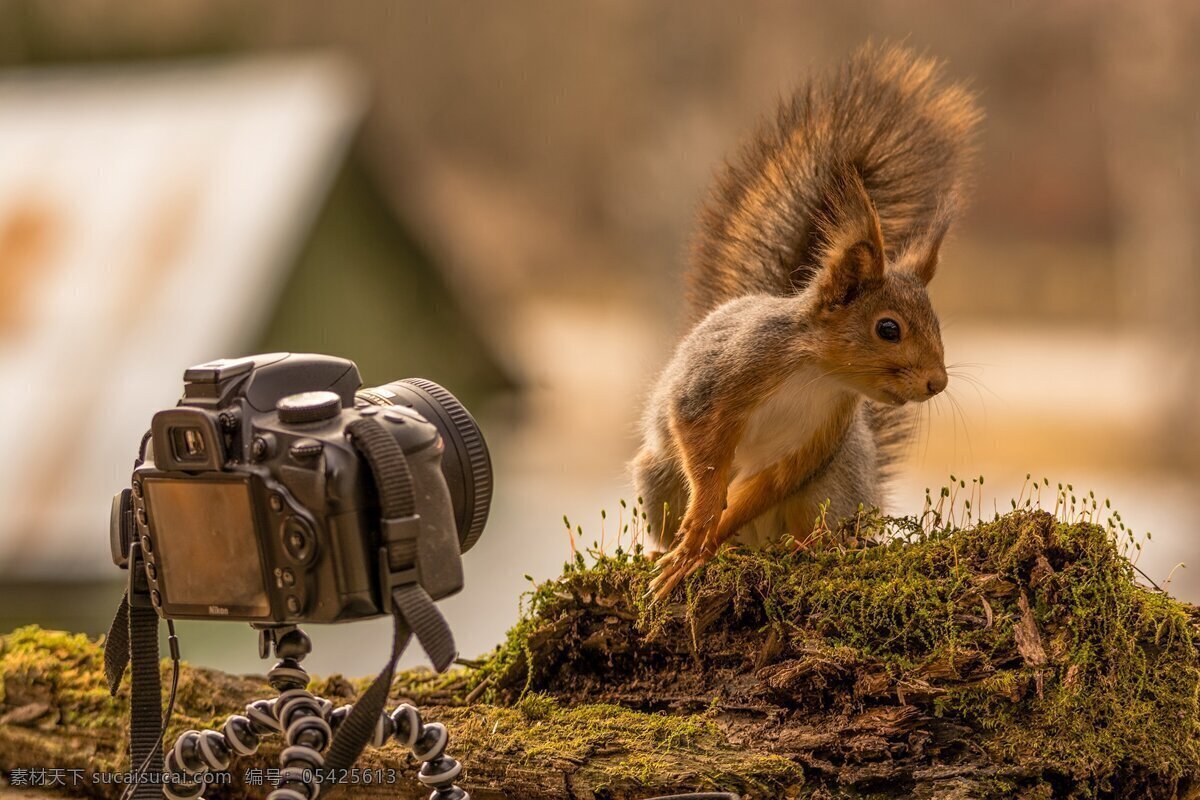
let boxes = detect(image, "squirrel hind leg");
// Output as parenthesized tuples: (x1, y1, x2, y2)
(735, 505, 789, 549)
(631, 446, 688, 551)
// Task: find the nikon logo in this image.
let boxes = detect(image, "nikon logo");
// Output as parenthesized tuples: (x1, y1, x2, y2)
(208, 606, 230, 616)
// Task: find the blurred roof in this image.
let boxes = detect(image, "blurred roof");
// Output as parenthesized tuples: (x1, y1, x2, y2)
(0, 54, 364, 574)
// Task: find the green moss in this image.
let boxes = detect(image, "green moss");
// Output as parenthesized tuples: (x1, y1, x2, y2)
(449, 693, 800, 793)
(479, 509, 1200, 790)
(0, 625, 123, 728)
(0, 626, 800, 796)
(939, 518, 1199, 782)
(480, 543, 660, 696)
(0, 626, 291, 751)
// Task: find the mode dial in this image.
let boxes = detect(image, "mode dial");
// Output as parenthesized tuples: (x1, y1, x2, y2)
(276, 391, 342, 424)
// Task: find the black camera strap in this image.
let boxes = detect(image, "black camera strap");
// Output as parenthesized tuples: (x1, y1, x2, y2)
(103, 552, 163, 799)
(322, 418, 457, 779)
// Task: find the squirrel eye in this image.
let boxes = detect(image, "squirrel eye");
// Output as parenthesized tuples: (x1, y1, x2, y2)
(875, 318, 902, 343)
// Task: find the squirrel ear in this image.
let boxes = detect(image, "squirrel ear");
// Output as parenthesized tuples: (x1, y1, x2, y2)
(897, 199, 958, 285)
(813, 239, 884, 308)
(811, 169, 885, 308)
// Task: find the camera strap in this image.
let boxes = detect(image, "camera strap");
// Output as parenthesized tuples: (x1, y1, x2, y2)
(321, 418, 458, 779)
(102, 553, 163, 798)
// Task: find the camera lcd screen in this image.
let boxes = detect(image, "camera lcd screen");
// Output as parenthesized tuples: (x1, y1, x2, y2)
(144, 477, 269, 616)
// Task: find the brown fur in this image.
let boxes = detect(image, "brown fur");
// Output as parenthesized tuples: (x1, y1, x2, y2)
(688, 43, 980, 320)
(636, 44, 981, 599)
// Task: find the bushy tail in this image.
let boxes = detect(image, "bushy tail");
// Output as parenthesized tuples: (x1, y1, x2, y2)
(685, 43, 981, 321)
(685, 43, 981, 487)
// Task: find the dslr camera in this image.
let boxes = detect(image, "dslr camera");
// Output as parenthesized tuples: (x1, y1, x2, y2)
(109, 352, 492, 624)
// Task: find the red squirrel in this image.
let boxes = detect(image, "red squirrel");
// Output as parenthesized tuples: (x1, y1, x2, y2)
(632, 44, 982, 599)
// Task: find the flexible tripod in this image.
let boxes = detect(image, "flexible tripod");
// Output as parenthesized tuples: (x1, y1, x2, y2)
(162, 626, 467, 800)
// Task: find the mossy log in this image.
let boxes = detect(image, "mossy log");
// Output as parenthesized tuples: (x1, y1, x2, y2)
(3, 510, 1200, 799)
(0, 625, 791, 800)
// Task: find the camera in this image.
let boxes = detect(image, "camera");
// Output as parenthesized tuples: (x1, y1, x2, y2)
(109, 352, 492, 625)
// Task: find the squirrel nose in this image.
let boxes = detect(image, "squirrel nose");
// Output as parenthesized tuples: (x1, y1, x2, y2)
(926, 370, 948, 397)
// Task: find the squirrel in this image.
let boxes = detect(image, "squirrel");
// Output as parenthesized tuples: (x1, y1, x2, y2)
(633, 44, 982, 599)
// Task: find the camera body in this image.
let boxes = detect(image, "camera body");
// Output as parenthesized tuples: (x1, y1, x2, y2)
(111, 353, 490, 625)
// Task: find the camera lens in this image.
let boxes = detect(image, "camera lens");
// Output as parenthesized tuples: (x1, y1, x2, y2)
(356, 380, 492, 553)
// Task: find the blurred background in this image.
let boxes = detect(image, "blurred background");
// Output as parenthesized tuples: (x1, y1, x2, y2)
(0, 1, 1197, 676)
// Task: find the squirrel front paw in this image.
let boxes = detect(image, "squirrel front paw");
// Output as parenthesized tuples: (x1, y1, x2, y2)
(648, 528, 716, 601)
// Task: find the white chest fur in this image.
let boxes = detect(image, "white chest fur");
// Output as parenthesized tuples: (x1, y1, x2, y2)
(732, 367, 844, 480)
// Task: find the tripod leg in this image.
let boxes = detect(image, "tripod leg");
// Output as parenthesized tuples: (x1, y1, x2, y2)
(162, 629, 333, 800)
(391, 704, 468, 800)
(323, 701, 468, 799)
(163, 708, 271, 800)
(268, 687, 333, 800)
